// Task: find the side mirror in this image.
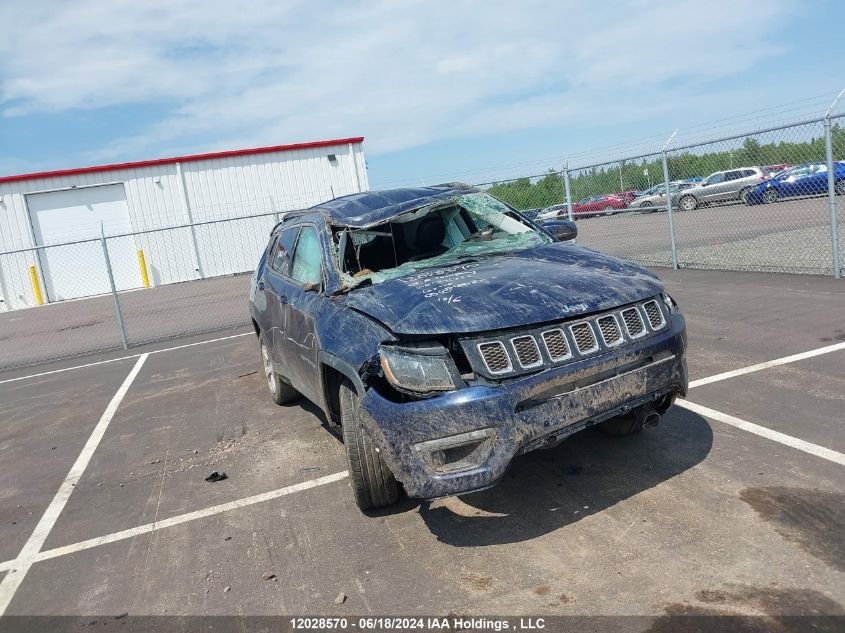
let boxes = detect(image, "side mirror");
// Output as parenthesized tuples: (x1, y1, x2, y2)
(541, 220, 577, 242)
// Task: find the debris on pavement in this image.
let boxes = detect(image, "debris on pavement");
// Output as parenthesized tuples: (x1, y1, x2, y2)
(262, 572, 277, 581)
(334, 592, 347, 604)
(205, 471, 228, 483)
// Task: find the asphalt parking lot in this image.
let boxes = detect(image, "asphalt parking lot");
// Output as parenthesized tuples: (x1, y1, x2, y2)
(577, 196, 839, 274)
(0, 268, 843, 629)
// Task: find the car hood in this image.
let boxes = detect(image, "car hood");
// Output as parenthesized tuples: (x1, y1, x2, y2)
(342, 243, 663, 335)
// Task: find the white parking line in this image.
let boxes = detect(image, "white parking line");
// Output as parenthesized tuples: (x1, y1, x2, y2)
(3, 330, 843, 389)
(677, 399, 845, 466)
(0, 332, 251, 386)
(0, 354, 149, 615)
(688, 341, 845, 389)
(0, 471, 349, 575)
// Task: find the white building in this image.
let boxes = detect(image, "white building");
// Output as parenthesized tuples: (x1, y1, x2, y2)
(0, 137, 367, 309)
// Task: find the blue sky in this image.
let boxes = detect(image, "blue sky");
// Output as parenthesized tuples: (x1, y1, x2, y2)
(1, 0, 842, 188)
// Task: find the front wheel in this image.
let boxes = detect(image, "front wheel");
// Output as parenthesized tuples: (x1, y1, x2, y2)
(835, 180, 845, 196)
(603, 206, 614, 216)
(340, 381, 399, 510)
(678, 195, 697, 212)
(259, 334, 299, 405)
(762, 188, 779, 204)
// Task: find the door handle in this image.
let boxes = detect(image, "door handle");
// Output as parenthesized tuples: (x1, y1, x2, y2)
(278, 294, 288, 304)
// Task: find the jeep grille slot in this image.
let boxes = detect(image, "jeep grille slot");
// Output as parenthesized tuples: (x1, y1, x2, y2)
(478, 341, 512, 374)
(541, 329, 571, 362)
(621, 307, 645, 338)
(596, 315, 623, 346)
(463, 296, 671, 379)
(643, 300, 665, 330)
(511, 335, 542, 368)
(569, 322, 599, 354)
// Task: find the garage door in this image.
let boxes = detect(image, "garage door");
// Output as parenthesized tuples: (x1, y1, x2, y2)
(27, 184, 141, 301)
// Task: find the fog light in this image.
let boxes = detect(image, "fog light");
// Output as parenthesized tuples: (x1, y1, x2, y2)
(415, 428, 495, 473)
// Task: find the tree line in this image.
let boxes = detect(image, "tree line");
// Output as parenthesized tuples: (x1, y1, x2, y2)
(485, 124, 845, 211)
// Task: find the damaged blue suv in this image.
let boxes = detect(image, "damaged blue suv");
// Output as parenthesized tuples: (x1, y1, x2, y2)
(249, 185, 687, 510)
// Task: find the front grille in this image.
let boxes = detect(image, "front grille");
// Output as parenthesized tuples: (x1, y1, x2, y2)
(541, 329, 571, 362)
(643, 300, 665, 329)
(570, 322, 598, 354)
(511, 335, 542, 368)
(464, 296, 672, 379)
(478, 341, 512, 374)
(621, 307, 645, 338)
(596, 315, 623, 346)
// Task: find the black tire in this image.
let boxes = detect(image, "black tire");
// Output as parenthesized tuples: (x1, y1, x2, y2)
(678, 195, 697, 212)
(599, 414, 643, 436)
(762, 188, 779, 204)
(340, 380, 399, 510)
(835, 180, 845, 196)
(259, 333, 299, 405)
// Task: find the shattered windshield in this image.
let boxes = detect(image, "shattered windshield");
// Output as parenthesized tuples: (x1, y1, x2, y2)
(333, 192, 552, 289)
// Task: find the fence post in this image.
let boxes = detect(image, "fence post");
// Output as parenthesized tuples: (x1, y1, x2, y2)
(824, 118, 842, 279)
(661, 152, 679, 270)
(563, 160, 574, 222)
(101, 228, 129, 350)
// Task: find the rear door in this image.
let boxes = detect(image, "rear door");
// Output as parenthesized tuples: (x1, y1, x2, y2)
(714, 170, 744, 201)
(281, 225, 325, 402)
(264, 227, 300, 365)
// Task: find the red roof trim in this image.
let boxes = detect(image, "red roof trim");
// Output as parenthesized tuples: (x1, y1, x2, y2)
(0, 136, 365, 185)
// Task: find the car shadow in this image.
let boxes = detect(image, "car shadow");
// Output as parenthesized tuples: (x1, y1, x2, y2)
(414, 407, 713, 546)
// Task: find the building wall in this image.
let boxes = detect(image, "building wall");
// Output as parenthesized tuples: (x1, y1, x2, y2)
(0, 141, 367, 309)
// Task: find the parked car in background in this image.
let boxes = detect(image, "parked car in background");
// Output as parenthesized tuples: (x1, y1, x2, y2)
(745, 161, 845, 205)
(765, 164, 792, 176)
(536, 203, 569, 220)
(611, 190, 641, 205)
(573, 194, 627, 216)
(673, 166, 774, 211)
(249, 185, 688, 510)
(520, 207, 543, 221)
(629, 181, 695, 210)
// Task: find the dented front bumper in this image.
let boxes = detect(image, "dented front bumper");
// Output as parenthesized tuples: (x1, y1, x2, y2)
(359, 314, 688, 499)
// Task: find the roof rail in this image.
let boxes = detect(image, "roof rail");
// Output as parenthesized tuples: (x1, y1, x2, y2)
(433, 181, 475, 190)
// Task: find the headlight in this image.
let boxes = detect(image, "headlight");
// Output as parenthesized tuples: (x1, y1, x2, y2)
(661, 291, 679, 314)
(379, 344, 456, 393)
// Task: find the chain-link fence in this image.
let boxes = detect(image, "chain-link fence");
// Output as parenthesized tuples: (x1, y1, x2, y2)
(2, 112, 844, 372)
(0, 212, 280, 370)
(479, 114, 845, 278)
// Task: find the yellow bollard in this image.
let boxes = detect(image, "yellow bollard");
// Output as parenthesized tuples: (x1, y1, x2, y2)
(29, 265, 44, 305)
(137, 249, 151, 288)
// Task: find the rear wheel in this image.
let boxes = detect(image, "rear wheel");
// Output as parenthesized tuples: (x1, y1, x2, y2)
(259, 334, 299, 405)
(340, 381, 399, 510)
(678, 195, 697, 212)
(835, 180, 845, 196)
(762, 188, 779, 204)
